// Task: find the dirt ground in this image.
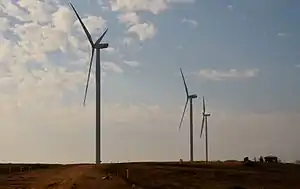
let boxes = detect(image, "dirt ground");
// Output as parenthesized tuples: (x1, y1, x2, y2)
(0, 162, 300, 188)
(0, 164, 130, 189)
(105, 162, 300, 189)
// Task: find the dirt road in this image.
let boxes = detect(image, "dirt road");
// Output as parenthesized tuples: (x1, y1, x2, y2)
(0, 164, 131, 189)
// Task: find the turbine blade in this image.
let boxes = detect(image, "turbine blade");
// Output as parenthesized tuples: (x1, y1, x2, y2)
(83, 48, 95, 106)
(203, 96, 206, 113)
(200, 116, 205, 138)
(179, 98, 189, 130)
(180, 68, 189, 96)
(70, 3, 94, 46)
(95, 28, 108, 45)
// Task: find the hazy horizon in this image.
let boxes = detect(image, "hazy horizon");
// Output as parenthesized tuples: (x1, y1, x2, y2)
(0, 0, 300, 164)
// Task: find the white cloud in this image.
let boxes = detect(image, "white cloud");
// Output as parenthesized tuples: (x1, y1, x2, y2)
(167, 0, 195, 3)
(114, 0, 195, 43)
(128, 22, 156, 41)
(0, 0, 32, 21)
(13, 22, 69, 54)
(123, 37, 133, 45)
(277, 32, 287, 37)
(74, 15, 107, 35)
(0, 17, 10, 31)
(181, 18, 198, 27)
(227, 5, 233, 11)
(17, 0, 54, 24)
(109, 0, 195, 14)
(124, 60, 140, 67)
(118, 12, 156, 41)
(52, 6, 74, 33)
(118, 12, 140, 26)
(103, 62, 124, 73)
(295, 65, 300, 68)
(195, 68, 259, 81)
(110, 0, 168, 14)
(103, 47, 116, 54)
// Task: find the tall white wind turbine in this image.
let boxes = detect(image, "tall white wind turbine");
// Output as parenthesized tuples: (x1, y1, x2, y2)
(200, 96, 211, 163)
(179, 68, 198, 162)
(70, 3, 109, 164)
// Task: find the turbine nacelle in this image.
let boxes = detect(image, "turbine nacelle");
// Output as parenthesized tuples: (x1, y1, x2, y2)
(189, 94, 198, 99)
(203, 113, 211, 116)
(94, 43, 109, 49)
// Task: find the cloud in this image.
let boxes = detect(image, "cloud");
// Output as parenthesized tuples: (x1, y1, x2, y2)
(52, 6, 74, 33)
(181, 18, 198, 27)
(128, 22, 157, 41)
(74, 15, 107, 35)
(118, 12, 156, 42)
(103, 47, 116, 54)
(17, 0, 54, 24)
(118, 12, 140, 26)
(167, 0, 195, 3)
(227, 5, 233, 11)
(113, 0, 194, 42)
(277, 32, 287, 37)
(103, 62, 124, 73)
(123, 37, 133, 46)
(295, 65, 300, 68)
(109, 0, 194, 14)
(0, 17, 10, 31)
(0, 0, 47, 22)
(124, 60, 140, 67)
(109, 0, 168, 14)
(195, 68, 259, 81)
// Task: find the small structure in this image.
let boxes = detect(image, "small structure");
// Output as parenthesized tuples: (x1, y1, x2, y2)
(243, 156, 254, 166)
(259, 156, 264, 163)
(264, 155, 278, 163)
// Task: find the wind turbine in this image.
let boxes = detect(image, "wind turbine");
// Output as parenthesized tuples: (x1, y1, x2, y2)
(200, 96, 211, 163)
(179, 68, 198, 162)
(70, 3, 109, 165)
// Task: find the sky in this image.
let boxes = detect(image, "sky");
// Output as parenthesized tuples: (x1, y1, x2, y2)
(0, 0, 300, 164)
